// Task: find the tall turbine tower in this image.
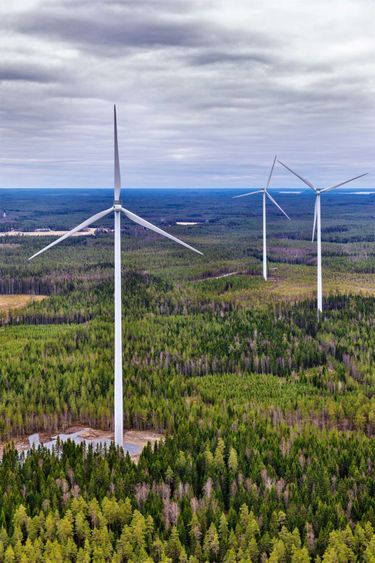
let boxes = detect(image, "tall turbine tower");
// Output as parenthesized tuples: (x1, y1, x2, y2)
(278, 160, 367, 315)
(29, 106, 203, 447)
(233, 156, 290, 281)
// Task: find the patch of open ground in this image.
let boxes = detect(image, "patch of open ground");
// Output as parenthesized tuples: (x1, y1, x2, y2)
(0, 294, 47, 312)
(0, 426, 163, 462)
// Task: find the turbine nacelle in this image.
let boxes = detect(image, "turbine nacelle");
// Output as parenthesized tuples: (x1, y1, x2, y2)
(233, 155, 291, 220)
(278, 160, 367, 195)
(29, 105, 203, 262)
(278, 160, 367, 241)
(29, 205, 203, 261)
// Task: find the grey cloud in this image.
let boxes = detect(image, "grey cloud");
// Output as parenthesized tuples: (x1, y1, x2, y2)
(0, 62, 60, 83)
(13, 10, 216, 51)
(61, 0, 208, 12)
(190, 50, 272, 67)
(9, 1, 276, 57)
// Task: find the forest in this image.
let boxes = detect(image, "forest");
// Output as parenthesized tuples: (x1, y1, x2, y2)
(0, 188, 374, 561)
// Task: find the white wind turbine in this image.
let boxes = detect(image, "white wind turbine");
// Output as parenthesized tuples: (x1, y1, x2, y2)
(29, 106, 203, 447)
(278, 160, 367, 315)
(233, 155, 290, 281)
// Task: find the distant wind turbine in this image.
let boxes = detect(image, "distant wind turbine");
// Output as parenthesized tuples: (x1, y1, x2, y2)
(278, 160, 367, 315)
(29, 106, 203, 447)
(233, 156, 290, 281)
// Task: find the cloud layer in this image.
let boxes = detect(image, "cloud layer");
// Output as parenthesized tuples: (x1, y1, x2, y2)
(1, 0, 374, 188)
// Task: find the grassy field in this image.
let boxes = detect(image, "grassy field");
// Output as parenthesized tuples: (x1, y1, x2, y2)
(0, 294, 46, 312)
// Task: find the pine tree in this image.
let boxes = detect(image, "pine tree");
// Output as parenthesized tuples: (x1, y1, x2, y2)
(203, 522, 220, 561)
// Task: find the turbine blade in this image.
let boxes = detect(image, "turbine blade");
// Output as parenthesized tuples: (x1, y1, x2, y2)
(278, 160, 316, 191)
(114, 105, 121, 200)
(266, 192, 291, 220)
(232, 190, 263, 199)
(265, 155, 277, 192)
(321, 173, 368, 193)
(312, 198, 317, 241)
(29, 207, 113, 260)
(121, 207, 203, 255)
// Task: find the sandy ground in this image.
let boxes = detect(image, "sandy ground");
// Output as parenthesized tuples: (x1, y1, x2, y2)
(0, 294, 47, 312)
(0, 426, 163, 462)
(0, 228, 97, 237)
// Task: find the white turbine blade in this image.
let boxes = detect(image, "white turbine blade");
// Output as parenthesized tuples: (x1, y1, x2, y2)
(266, 192, 291, 220)
(320, 173, 368, 193)
(29, 207, 113, 260)
(121, 207, 203, 255)
(312, 198, 317, 241)
(278, 160, 316, 191)
(232, 190, 263, 199)
(114, 105, 121, 200)
(265, 155, 277, 192)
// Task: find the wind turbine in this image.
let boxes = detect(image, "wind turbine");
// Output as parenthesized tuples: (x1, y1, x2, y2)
(233, 155, 290, 281)
(278, 160, 367, 315)
(29, 106, 203, 447)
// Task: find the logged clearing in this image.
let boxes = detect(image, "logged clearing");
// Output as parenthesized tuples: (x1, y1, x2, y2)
(0, 294, 47, 312)
(0, 426, 163, 462)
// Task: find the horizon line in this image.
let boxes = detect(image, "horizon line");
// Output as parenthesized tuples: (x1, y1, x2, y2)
(0, 186, 374, 191)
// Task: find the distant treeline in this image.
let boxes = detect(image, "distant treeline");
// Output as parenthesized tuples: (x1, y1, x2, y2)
(0, 276, 62, 295)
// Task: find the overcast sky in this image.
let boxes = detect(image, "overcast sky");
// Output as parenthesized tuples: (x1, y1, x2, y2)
(1, 0, 374, 188)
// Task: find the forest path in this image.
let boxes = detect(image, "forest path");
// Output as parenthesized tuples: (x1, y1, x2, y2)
(197, 271, 241, 282)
